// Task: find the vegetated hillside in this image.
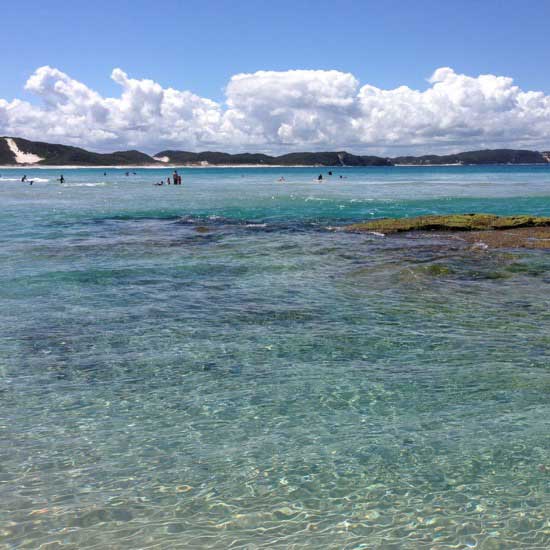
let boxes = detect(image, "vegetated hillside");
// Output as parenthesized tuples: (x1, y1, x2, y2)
(0, 138, 15, 164)
(156, 151, 275, 165)
(393, 149, 547, 165)
(1, 137, 159, 166)
(2, 136, 550, 166)
(155, 150, 392, 166)
(275, 152, 391, 166)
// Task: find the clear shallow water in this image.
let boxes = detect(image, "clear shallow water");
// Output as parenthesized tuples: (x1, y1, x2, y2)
(1, 166, 549, 548)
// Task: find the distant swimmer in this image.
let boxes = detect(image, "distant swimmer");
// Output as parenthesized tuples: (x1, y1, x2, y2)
(59, 175, 65, 183)
(125, 172, 129, 177)
(328, 171, 333, 176)
(104, 172, 107, 176)
(278, 177, 286, 182)
(167, 177, 171, 185)
(29, 180, 34, 185)
(21, 175, 27, 182)
(154, 181, 164, 186)
(317, 174, 323, 181)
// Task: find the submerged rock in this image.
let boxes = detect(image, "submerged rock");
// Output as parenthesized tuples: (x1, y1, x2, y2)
(195, 226, 211, 233)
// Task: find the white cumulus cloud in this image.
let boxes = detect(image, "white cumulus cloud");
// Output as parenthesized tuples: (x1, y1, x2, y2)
(1, 65, 550, 154)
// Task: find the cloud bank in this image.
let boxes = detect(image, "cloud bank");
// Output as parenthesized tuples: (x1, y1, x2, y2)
(1, 66, 550, 154)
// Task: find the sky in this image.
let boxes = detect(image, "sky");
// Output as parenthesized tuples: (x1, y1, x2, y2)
(1, 0, 550, 155)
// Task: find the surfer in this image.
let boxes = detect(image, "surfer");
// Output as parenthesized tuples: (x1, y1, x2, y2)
(21, 175, 27, 182)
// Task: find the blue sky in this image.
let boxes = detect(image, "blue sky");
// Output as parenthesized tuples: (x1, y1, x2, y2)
(2, 0, 550, 154)
(2, 0, 549, 101)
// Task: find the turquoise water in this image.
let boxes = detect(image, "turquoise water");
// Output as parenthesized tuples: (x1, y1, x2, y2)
(1, 166, 549, 548)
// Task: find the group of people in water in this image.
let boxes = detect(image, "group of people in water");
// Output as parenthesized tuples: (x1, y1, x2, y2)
(20, 174, 65, 185)
(275, 170, 350, 184)
(317, 171, 348, 181)
(154, 170, 182, 186)
(19, 169, 185, 187)
(277, 170, 347, 183)
(17, 168, 348, 188)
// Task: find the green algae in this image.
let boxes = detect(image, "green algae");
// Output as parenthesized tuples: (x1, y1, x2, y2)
(346, 214, 550, 233)
(423, 264, 453, 276)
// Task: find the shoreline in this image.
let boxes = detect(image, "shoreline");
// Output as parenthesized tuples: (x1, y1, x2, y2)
(1, 163, 550, 170)
(0, 164, 335, 169)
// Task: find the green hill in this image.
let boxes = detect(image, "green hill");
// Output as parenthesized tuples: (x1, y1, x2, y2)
(1, 137, 159, 166)
(155, 150, 392, 166)
(2, 136, 549, 167)
(393, 149, 547, 165)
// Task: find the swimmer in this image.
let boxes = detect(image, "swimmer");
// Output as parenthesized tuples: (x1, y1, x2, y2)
(59, 175, 65, 183)
(21, 175, 27, 182)
(317, 174, 323, 181)
(278, 177, 286, 182)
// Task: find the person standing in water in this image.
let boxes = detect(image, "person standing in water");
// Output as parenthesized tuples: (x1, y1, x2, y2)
(59, 175, 65, 183)
(21, 175, 27, 182)
(317, 174, 323, 181)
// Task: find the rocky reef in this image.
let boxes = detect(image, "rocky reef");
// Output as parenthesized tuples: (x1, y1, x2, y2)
(345, 214, 550, 249)
(346, 214, 550, 233)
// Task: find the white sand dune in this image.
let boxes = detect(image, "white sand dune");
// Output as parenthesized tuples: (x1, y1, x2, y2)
(5, 138, 44, 164)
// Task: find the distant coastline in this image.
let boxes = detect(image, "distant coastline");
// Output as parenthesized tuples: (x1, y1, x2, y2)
(1, 135, 549, 168)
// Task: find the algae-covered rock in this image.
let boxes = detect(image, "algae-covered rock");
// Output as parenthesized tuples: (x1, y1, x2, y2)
(346, 214, 550, 234)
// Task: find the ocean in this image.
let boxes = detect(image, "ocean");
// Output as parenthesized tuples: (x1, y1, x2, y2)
(1, 165, 549, 548)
